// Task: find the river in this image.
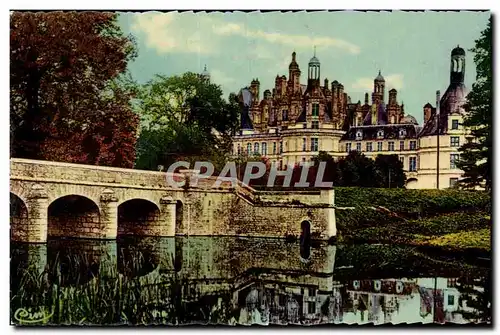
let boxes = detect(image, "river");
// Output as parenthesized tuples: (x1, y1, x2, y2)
(10, 236, 491, 326)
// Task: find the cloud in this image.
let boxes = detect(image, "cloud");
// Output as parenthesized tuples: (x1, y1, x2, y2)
(210, 69, 236, 86)
(131, 12, 361, 56)
(351, 74, 404, 91)
(131, 12, 218, 55)
(213, 22, 361, 55)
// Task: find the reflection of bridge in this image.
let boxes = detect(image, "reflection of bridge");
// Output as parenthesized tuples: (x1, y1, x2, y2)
(10, 159, 336, 243)
(11, 236, 338, 324)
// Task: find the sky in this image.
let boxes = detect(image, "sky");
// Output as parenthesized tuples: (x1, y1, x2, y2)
(118, 11, 490, 124)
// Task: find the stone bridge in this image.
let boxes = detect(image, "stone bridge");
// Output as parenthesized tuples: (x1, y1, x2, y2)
(10, 159, 336, 243)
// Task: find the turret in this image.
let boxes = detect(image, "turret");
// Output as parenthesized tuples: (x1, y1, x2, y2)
(388, 88, 397, 105)
(372, 70, 385, 103)
(250, 78, 260, 102)
(307, 47, 321, 88)
(423, 102, 433, 123)
(450, 45, 466, 85)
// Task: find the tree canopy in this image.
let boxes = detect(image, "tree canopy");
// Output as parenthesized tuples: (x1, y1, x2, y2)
(135, 72, 240, 170)
(10, 11, 139, 168)
(312, 151, 406, 188)
(457, 16, 492, 190)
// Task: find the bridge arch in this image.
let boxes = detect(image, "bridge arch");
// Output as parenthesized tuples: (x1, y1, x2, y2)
(10, 193, 29, 242)
(175, 200, 184, 235)
(118, 198, 161, 237)
(48, 195, 101, 239)
(300, 219, 312, 261)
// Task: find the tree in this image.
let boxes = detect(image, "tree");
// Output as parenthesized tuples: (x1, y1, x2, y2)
(338, 151, 381, 187)
(374, 154, 406, 188)
(457, 16, 492, 190)
(10, 12, 139, 168)
(311, 151, 342, 186)
(135, 72, 240, 170)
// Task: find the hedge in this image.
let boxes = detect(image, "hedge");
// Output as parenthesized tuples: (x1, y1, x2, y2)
(334, 187, 491, 218)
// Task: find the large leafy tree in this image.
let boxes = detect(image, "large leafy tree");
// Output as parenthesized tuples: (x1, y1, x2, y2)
(309, 151, 406, 188)
(135, 72, 240, 170)
(10, 12, 139, 167)
(457, 17, 492, 190)
(338, 151, 382, 188)
(374, 154, 406, 188)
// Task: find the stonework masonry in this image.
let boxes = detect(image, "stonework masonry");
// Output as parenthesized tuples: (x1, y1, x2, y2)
(10, 158, 336, 243)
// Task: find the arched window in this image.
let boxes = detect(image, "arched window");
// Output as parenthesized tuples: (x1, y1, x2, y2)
(246, 143, 252, 154)
(377, 130, 384, 139)
(399, 128, 406, 138)
(254, 142, 260, 154)
(356, 130, 363, 140)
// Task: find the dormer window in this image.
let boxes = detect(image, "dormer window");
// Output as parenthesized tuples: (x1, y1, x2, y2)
(377, 130, 384, 139)
(399, 128, 407, 138)
(356, 130, 363, 140)
(282, 110, 288, 121)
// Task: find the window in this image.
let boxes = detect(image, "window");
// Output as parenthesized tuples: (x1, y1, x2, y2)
(451, 136, 460, 147)
(312, 121, 319, 129)
(311, 138, 319, 152)
(400, 141, 405, 151)
(303, 123, 307, 129)
(451, 119, 459, 130)
(262, 142, 267, 156)
(449, 178, 458, 188)
(302, 138, 307, 151)
(237, 144, 241, 155)
(377, 142, 383, 151)
(254, 143, 259, 154)
(448, 295, 455, 306)
(366, 142, 373, 152)
(273, 142, 277, 154)
(346, 143, 352, 152)
(356, 130, 363, 140)
(388, 142, 395, 151)
(399, 156, 404, 165)
(377, 130, 384, 139)
(399, 128, 406, 138)
(246, 143, 251, 154)
(356, 143, 362, 152)
(409, 157, 417, 172)
(279, 160, 283, 170)
(450, 154, 460, 169)
(312, 103, 319, 117)
(410, 140, 417, 150)
(282, 110, 288, 121)
(279, 141, 283, 154)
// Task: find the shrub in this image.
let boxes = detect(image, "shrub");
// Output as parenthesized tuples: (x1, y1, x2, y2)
(334, 187, 491, 218)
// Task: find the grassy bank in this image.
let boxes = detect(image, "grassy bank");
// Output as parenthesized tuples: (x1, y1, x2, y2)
(335, 188, 491, 254)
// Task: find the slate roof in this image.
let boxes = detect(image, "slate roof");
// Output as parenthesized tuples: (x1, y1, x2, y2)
(419, 82, 467, 136)
(341, 123, 421, 141)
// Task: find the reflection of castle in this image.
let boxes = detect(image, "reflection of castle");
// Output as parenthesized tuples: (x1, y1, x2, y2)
(231, 46, 472, 189)
(235, 280, 343, 325)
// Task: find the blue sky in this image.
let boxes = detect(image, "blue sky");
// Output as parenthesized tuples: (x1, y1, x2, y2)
(118, 11, 490, 124)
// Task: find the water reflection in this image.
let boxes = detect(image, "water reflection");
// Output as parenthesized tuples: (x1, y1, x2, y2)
(10, 237, 491, 326)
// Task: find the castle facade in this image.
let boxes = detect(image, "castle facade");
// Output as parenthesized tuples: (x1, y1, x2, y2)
(231, 47, 471, 189)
